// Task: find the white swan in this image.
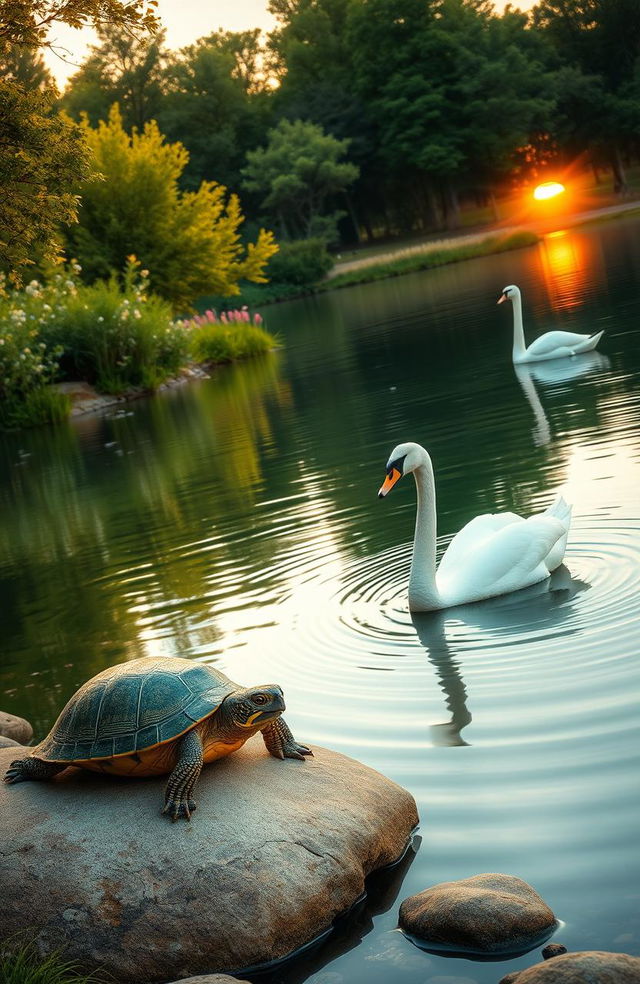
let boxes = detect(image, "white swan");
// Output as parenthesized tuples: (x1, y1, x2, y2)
(498, 284, 604, 363)
(378, 442, 572, 612)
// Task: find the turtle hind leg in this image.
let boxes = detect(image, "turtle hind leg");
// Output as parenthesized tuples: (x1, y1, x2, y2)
(261, 717, 313, 761)
(162, 728, 203, 822)
(4, 757, 67, 784)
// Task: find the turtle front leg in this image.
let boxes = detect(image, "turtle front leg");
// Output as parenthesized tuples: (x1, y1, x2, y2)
(4, 757, 67, 784)
(162, 728, 203, 822)
(261, 717, 313, 761)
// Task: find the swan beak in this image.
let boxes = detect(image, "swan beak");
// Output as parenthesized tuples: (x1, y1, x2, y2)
(497, 293, 507, 304)
(378, 467, 402, 498)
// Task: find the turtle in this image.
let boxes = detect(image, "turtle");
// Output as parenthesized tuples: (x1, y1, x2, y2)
(3, 656, 312, 821)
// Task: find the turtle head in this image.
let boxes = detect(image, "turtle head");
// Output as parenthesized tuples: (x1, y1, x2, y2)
(225, 684, 286, 729)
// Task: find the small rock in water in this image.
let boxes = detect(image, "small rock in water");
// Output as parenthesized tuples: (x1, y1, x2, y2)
(399, 872, 556, 955)
(499, 950, 640, 983)
(0, 736, 22, 749)
(542, 942, 567, 959)
(0, 711, 33, 744)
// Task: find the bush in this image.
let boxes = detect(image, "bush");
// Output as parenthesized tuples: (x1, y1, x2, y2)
(185, 308, 276, 364)
(36, 259, 189, 392)
(265, 238, 333, 287)
(0, 274, 68, 429)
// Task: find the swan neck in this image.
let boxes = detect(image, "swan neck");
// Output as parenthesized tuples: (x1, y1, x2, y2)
(408, 458, 441, 611)
(511, 292, 527, 362)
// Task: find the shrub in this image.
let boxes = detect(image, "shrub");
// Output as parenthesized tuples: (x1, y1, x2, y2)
(185, 308, 275, 364)
(265, 238, 333, 287)
(0, 274, 68, 429)
(37, 259, 189, 392)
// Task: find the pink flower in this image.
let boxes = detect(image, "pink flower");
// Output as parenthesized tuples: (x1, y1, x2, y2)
(254, 313, 263, 325)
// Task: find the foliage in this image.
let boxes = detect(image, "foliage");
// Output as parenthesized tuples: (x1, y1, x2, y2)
(35, 258, 189, 392)
(0, 0, 161, 285)
(0, 0, 160, 49)
(0, 81, 90, 280)
(157, 33, 266, 193)
(242, 118, 359, 242)
(185, 308, 275, 364)
(60, 25, 168, 130)
(65, 106, 278, 311)
(0, 272, 69, 428)
(265, 237, 333, 286)
(0, 938, 101, 984)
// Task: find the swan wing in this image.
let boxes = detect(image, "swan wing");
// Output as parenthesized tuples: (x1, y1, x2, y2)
(436, 515, 568, 606)
(438, 511, 522, 579)
(527, 330, 598, 358)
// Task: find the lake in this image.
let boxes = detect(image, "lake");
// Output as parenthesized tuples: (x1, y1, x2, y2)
(1, 216, 639, 984)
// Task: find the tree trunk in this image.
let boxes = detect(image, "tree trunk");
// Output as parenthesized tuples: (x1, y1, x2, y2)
(343, 190, 361, 245)
(610, 146, 628, 196)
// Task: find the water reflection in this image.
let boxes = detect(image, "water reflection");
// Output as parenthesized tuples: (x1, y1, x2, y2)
(538, 229, 604, 312)
(410, 567, 586, 748)
(515, 352, 611, 445)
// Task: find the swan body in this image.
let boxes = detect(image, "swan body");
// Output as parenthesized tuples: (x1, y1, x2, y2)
(498, 284, 604, 364)
(379, 442, 572, 612)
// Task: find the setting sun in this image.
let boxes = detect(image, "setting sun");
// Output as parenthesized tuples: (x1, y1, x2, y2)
(533, 181, 566, 201)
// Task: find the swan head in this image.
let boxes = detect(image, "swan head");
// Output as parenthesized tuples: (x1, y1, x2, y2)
(497, 284, 521, 305)
(378, 442, 429, 497)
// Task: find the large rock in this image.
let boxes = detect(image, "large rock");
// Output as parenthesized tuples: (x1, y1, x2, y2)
(499, 950, 640, 983)
(0, 742, 417, 984)
(0, 711, 33, 744)
(399, 873, 556, 955)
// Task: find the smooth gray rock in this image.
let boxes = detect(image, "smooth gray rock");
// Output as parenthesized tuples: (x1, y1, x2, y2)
(0, 711, 33, 744)
(499, 950, 640, 983)
(0, 742, 418, 984)
(399, 873, 556, 954)
(0, 735, 22, 748)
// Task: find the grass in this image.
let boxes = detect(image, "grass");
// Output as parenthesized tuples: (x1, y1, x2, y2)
(187, 319, 277, 364)
(0, 940, 104, 984)
(321, 230, 539, 290)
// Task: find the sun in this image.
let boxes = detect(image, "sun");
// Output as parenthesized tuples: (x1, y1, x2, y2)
(533, 181, 566, 201)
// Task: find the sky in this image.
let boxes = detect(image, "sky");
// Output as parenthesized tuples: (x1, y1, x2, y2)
(44, 0, 535, 86)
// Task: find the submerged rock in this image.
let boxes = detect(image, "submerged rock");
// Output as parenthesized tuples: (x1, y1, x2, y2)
(0, 736, 22, 748)
(0, 711, 33, 744)
(499, 950, 640, 983)
(399, 873, 556, 955)
(0, 742, 417, 984)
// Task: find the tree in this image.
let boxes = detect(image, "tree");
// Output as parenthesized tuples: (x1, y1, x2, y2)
(533, 0, 640, 192)
(65, 106, 278, 310)
(242, 117, 359, 242)
(60, 25, 168, 130)
(157, 31, 273, 193)
(0, 0, 161, 280)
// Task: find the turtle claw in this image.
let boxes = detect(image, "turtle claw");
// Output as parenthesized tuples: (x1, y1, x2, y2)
(162, 797, 196, 822)
(283, 741, 314, 761)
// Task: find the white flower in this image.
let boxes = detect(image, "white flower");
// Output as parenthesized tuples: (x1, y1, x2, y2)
(98, 316, 104, 322)
(133, 309, 141, 319)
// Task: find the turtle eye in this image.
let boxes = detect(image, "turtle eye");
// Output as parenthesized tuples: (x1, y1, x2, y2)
(252, 693, 269, 706)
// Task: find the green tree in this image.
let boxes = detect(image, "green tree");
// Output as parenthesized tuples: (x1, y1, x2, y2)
(533, 0, 640, 192)
(60, 25, 168, 130)
(158, 31, 273, 193)
(0, 0, 161, 280)
(242, 117, 359, 242)
(65, 105, 278, 310)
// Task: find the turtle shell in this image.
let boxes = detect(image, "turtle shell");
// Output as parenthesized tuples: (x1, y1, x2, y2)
(34, 656, 237, 763)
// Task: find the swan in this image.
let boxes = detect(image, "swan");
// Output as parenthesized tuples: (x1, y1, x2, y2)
(498, 284, 604, 363)
(378, 442, 572, 612)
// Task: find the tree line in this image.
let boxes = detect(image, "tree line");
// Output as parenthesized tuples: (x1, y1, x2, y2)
(2, 0, 640, 289)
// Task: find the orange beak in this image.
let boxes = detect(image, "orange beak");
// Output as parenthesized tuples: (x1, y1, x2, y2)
(378, 467, 402, 498)
(497, 293, 507, 304)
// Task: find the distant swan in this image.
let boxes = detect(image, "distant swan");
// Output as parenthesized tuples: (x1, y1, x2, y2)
(498, 284, 604, 363)
(379, 442, 571, 612)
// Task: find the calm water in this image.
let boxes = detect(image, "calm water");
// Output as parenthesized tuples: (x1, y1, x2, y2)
(1, 218, 640, 983)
